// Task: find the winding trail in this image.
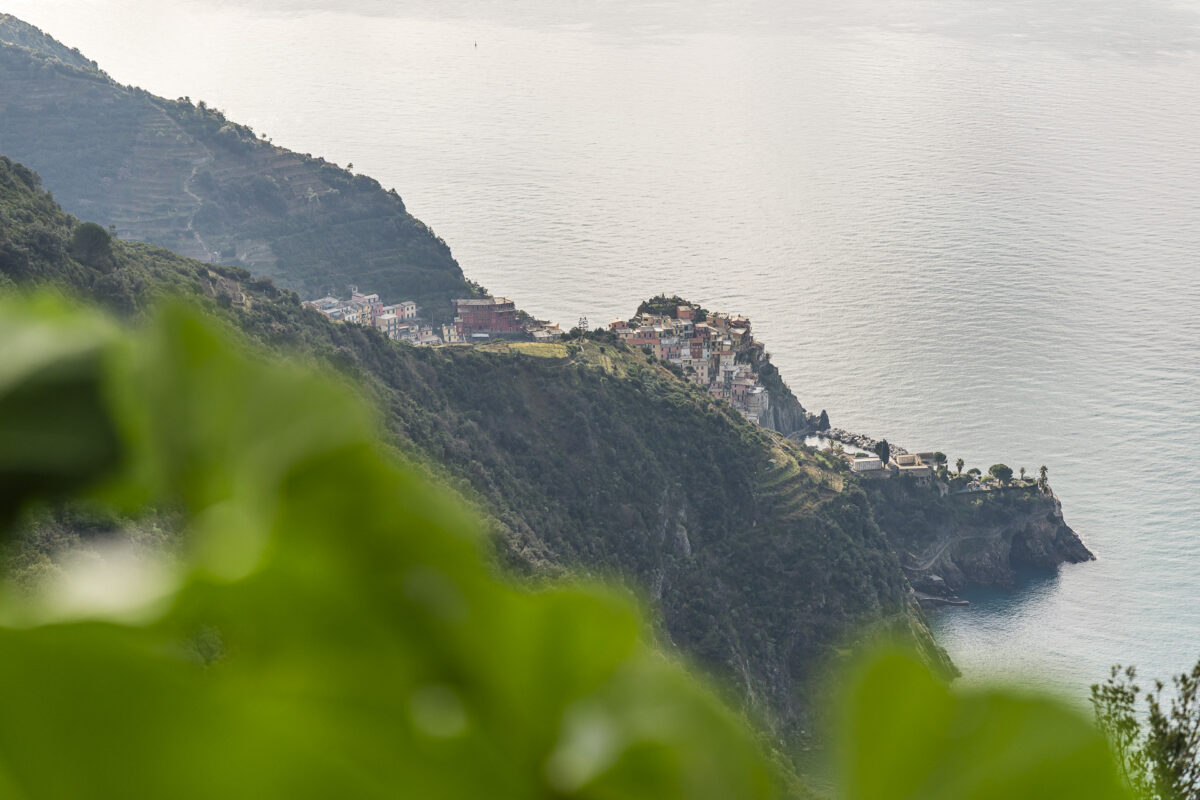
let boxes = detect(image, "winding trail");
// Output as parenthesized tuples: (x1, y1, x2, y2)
(183, 151, 217, 262)
(909, 531, 996, 571)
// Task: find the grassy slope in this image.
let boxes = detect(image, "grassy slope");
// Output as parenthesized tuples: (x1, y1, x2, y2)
(0, 18, 469, 321)
(0, 156, 949, 742)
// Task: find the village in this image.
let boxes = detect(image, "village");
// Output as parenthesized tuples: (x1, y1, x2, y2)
(303, 291, 775, 426)
(304, 289, 1052, 494)
(606, 302, 773, 425)
(302, 290, 563, 346)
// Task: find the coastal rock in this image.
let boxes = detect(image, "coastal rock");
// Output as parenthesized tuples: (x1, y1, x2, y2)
(868, 483, 1093, 594)
(824, 428, 909, 456)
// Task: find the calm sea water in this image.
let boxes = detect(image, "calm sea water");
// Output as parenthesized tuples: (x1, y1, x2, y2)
(8, 0, 1200, 697)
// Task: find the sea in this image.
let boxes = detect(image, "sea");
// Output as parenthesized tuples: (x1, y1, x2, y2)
(7, 0, 1200, 700)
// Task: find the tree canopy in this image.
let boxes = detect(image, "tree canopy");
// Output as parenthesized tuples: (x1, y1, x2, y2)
(989, 464, 1014, 483)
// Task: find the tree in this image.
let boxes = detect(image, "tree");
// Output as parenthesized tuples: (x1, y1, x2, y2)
(967, 468, 982, 479)
(1040, 465, 1049, 487)
(989, 464, 1014, 484)
(874, 439, 891, 466)
(1093, 660, 1200, 800)
(69, 221, 114, 272)
(934, 452, 947, 467)
(956, 458, 965, 476)
(1020, 467, 1027, 482)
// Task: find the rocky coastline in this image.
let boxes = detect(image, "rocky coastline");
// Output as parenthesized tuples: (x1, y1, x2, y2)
(806, 425, 1095, 608)
(816, 427, 910, 456)
(897, 491, 1093, 603)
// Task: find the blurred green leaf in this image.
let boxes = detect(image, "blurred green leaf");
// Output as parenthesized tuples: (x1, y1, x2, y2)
(0, 298, 121, 531)
(0, 297, 784, 799)
(837, 651, 1135, 800)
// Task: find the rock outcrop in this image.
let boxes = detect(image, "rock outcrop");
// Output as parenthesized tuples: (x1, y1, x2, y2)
(880, 489, 1093, 597)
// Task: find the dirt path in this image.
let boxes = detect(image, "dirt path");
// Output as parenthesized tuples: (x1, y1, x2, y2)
(909, 531, 996, 571)
(183, 152, 216, 262)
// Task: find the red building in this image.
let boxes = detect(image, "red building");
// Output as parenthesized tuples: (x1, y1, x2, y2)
(453, 297, 521, 337)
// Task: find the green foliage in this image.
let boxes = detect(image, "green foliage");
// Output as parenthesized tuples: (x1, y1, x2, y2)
(1093, 662, 1200, 799)
(636, 294, 704, 319)
(864, 474, 1053, 555)
(0, 297, 781, 798)
(839, 650, 1132, 800)
(0, 154, 938, 743)
(873, 439, 891, 466)
(989, 464, 1014, 483)
(68, 221, 114, 271)
(0, 299, 121, 530)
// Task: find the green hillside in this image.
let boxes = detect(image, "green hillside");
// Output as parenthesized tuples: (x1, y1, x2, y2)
(0, 17, 469, 321)
(0, 155, 952, 744)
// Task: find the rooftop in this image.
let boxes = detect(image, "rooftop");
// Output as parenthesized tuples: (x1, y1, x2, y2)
(455, 297, 514, 307)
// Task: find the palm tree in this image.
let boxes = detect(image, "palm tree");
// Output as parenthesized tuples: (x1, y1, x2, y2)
(1039, 465, 1049, 488)
(1019, 467, 1026, 482)
(955, 458, 965, 476)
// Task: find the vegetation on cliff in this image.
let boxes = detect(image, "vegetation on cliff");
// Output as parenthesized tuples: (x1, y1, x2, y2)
(0, 17, 469, 320)
(864, 477, 1092, 595)
(0, 290, 1138, 800)
(0, 155, 947, 743)
(0, 295, 782, 798)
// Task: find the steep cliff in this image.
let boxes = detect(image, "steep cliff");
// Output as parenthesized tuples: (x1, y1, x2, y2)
(865, 479, 1093, 597)
(755, 355, 810, 437)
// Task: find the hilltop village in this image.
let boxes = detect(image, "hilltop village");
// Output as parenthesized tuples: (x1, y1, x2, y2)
(607, 301, 774, 425)
(304, 292, 778, 426)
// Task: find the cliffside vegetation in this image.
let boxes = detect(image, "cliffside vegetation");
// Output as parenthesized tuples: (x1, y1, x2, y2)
(0, 17, 469, 320)
(0, 290, 1137, 800)
(0, 154, 948, 744)
(864, 478, 1092, 596)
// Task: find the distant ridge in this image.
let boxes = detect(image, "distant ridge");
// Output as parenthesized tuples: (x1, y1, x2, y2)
(0, 16, 470, 320)
(0, 14, 99, 72)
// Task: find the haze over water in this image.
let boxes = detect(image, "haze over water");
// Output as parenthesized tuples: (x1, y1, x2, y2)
(9, 0, 1200, 696)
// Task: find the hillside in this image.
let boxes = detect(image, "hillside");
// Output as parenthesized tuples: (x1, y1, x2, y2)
(0, 155, 956, 745)
(0, 16, 469, 321)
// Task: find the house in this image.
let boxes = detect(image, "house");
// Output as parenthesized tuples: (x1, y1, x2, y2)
(898, 464, 934, 486)
(850, 456, 884, 473)
(374, 312, 401, 339)
(452, 297, 521, 337)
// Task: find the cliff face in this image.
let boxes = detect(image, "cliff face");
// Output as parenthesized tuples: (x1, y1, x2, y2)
(758, 370, 809, 437)
(0, 18, 468, 320)
(867, 481, 1093, 596)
